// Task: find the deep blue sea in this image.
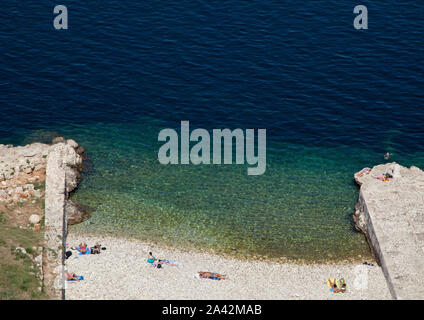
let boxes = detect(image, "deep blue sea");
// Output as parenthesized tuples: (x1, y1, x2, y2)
(1, 1, 423, 261)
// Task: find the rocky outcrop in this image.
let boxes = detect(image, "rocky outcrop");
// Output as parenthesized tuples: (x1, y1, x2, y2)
(1, 138, 89, 299)
(0, 143, 50, 180)
(0, 182, 43, 205)
(66, 199, 89, 225)
(353, 162, 424, 299)
(0, 139, 88, 225)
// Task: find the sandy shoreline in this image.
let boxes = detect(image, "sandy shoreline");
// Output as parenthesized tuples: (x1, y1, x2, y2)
(65, 233, 392, 300)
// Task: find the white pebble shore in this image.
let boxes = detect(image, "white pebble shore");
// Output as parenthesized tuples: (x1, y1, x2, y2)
(65, 234, 392, 300)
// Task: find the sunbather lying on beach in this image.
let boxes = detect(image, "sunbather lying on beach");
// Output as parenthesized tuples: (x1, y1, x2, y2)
(147, 252, 181, 267)
(196, 272, 227, 280)
(339, 279, 347, 293)
(158, 259, 179, 267)
(327, 279, 340, 293)
(373, 173, 392, 182)
(91, 242, 101, 254)
(77, 242, 89, 254)
(355, 167, 371, 178)
(65, 272, 81, 281)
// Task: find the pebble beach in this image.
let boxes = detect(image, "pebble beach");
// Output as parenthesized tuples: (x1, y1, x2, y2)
(65, 233, 392, 300)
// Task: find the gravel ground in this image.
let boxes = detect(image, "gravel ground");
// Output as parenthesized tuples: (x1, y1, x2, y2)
(65, 234, 392, 300)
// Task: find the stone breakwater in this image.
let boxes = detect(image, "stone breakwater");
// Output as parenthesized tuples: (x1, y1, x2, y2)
(354, 162, 424, 300)
(0, 138, 86, 298)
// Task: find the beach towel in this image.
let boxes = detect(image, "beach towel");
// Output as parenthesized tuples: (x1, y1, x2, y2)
(78, 249, 91, 255)
(162, 259, 182, 266)
(67, 276, 84, 281)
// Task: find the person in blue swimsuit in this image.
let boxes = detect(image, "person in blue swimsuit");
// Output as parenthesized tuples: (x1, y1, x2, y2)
(147, 252, 156, 264)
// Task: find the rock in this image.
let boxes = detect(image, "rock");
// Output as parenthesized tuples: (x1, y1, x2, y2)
(353, 202, 366, 233)
(76, 146, 85, 155)
(20, 191, 30, 198)
(0, 189, 7, 198)
(33, 190, 42, 198)
(52, 136, 65, 144)
(23, 184, 35, 191)
(34, 164, 44, 171)
(34, 254, 42, 266)
(66, 199, 89, 225)
(65, 168, 82, 193)
(66, 139, 79, 149)
(15, 247, 27, 255)
(15, 186, 23, 194)
(410, 166, 421, 173)
(29, 214, 41, 224)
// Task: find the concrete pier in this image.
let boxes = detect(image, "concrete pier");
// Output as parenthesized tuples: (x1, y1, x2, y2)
(44, 144, 67, 299)
(354, 163, 424, 299)
(44, 142, 83, 299)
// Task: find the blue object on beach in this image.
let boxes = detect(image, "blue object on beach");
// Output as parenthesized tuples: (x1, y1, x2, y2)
(78, 250, 91, 255)
(67, 276, 84, 281)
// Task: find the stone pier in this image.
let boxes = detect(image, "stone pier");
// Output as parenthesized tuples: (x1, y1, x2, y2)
(43, 142, 84, 299)
(354, 163, 424, 299)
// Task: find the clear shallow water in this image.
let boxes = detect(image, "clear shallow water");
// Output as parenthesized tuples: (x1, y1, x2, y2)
(18, 119, 424, 262)
(1, 1, 424, 261)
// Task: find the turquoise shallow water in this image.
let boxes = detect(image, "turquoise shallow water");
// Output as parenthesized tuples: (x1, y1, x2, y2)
(21, 118, 418, 262)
